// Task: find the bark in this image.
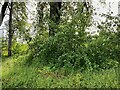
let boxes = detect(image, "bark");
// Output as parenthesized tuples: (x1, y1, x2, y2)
(49, 2, 61, 36)
(8, 2, 13, 56)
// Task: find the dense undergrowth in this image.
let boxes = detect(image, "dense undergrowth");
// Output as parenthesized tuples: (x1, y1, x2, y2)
(2, 20, 120, 88)
(31, 26, 119, 72)
(2, 22, 120, 88)
(1, 54, 120, 88)
(1, 2, 120, 88)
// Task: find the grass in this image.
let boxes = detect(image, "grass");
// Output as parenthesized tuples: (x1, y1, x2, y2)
(1, 54, 120, 88)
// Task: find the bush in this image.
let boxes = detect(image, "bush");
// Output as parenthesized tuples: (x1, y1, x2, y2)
(30, 7, 119, 71)
(32, 25, 93, 70)
(32, 27, 119, 71)
(12, 42, 28, 55)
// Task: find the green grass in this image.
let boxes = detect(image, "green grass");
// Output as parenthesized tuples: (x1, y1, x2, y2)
(1, 55, 120, 88)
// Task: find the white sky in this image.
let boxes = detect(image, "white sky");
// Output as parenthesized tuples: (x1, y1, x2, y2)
(0, 0, 120, 38)
(86, 1, 119, 33)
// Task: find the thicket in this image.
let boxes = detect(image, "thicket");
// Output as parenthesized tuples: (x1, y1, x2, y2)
(2, 2, 119, 72)
(30, 14, 119, 71)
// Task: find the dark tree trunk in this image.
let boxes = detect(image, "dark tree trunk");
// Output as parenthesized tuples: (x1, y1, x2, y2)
(0, 1, 8, 26)
(49, 2, 61, 36)
(8, 2, 13, 57)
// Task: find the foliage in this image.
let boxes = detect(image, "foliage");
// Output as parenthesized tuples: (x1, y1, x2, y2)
(86, 34, 119, 70)
(12, 2, 31, 45)
(97, 14, 120, 62)
(31, 2, 94, 71)
(1, 55, 120, 88)
(1, 1, 120, 88)
(12, 42, 28, 55)
(31, 2, 119, 71)
(33, 25, 119, 71)
(2, 39, 28, 56)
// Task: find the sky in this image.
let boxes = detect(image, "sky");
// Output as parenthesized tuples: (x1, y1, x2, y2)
(0, 0, 120, 38)
(86, 0, 119, 34)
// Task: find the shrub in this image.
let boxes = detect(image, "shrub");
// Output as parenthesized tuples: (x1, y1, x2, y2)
(12, 42, 28, 55)
(32, 27, 119, 71)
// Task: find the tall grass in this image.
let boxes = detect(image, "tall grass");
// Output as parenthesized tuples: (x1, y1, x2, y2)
(1, 55, 120, 88)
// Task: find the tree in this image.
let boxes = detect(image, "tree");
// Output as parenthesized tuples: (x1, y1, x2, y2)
(35, 2, 44, 35)
(12, 2, 29, 42)
(8, 2, 13, 56)
(32, 2, 93, 68)
(49, 2, 62, 36)
(0, 1, 8, 26)
(6, 2, 28, 56)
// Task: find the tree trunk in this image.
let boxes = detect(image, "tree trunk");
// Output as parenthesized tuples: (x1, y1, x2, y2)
(8, 2, 13, 57)
(0, 1, 8, 26)
(49, 2, 61, 36)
